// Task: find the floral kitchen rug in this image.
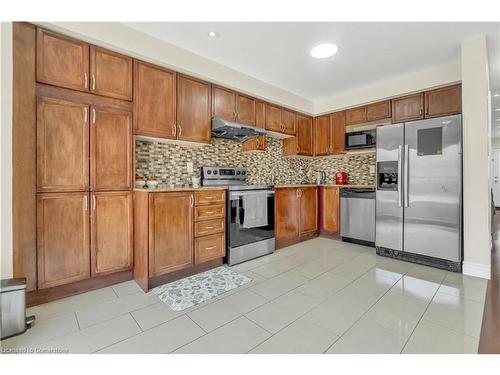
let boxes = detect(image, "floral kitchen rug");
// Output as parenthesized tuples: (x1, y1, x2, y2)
(152, 266, 252, 311)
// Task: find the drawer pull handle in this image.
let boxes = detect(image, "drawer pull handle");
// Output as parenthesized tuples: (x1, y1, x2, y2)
(204, 226, 215, 229)
(204, 211, 215, 214)
(205, 246, 216, 250)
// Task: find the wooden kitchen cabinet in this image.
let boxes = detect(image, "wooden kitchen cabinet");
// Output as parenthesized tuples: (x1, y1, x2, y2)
(319, 187, 340, 234)
(282, 108, 296, 135)
(212, 85, 236, 121)
(366, 100, 391, 122)
(276, 187, 318, 248)
(299, 187, 318, 235)
(90, 106, 133, 191)
(149, 192, 194, 277)
(91, 191, 133, 276)
(90, 46, 133, 101)
(242, 100, 266, 152)
(265, 103, 283, 133)
(177, 74, 212, 143)
(392, 93, 424, 123)
(236, 93, 256, 126)
(37, 192, 90, 289)
(134, 60, 177, 139)
(345, 106, 367, 125)
(37, 96, 89, 192)
(314, 115, 330, 156)
(36, 28, 89, 92)
(425, 84, 461, 118)
(330, 111, 346, 155)
(283, 114, 313, 156)
(195, 233, 225, 264)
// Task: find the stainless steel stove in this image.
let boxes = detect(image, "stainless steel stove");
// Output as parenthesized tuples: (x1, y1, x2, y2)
(201, 166, 275, 266)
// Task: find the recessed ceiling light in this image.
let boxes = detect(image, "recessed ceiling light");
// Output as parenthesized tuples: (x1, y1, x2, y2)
(207, 31, 219, 38)
(310, 43, 339, 59)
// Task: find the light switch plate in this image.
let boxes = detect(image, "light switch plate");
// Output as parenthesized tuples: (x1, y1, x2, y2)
(187, 162, 194, 173)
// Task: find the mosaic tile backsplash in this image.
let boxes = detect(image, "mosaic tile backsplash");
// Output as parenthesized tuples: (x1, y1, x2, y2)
(135, 137, 375, 186)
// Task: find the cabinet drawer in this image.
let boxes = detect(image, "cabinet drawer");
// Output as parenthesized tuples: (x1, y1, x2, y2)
(195, 218, 225, 237)
(195, 190, 225, 205)
(195, 204, 225, 221)
(195, 233, 225, 263)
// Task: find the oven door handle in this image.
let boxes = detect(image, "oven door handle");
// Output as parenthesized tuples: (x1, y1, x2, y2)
(230, 191, 275, 200)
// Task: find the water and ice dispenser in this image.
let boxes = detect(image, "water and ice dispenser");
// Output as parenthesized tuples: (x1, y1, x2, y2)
(377, 161, 399, 191)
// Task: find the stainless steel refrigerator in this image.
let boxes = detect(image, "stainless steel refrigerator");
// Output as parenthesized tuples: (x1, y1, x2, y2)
(375, 114, 462, 272)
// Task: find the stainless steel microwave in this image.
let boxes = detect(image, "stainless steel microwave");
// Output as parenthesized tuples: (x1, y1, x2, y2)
(345, 129, 376, 150)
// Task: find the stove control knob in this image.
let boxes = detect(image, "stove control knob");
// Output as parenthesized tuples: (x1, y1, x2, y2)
(242, 171, 246, 175)
(213, 170, 218, 175)
(207, 170, 212, 175)
(236, 171, 241, 175)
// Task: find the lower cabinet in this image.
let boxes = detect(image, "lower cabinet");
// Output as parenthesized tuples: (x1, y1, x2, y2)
(275, 187, 318, 248)
(37, 191, 133, 290)
(91, 191, 133, 276)
(134, 189, 226, 291)
(37, 192, 90, 289)
(319, 187, 340, 234)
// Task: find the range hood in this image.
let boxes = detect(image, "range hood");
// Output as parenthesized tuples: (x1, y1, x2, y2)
(211, 117, 267, 142)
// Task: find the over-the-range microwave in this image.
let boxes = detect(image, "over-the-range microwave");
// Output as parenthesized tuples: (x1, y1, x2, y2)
(345, 128, 376, 150)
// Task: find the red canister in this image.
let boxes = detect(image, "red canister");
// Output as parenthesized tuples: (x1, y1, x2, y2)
(335, 172, 349, 185)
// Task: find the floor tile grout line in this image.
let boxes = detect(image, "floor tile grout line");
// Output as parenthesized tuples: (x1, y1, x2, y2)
(185, 314, 208, 334)
(321, 271, 405, 354)
(74, 312, 81, 331)
(129, 312, 144, 333)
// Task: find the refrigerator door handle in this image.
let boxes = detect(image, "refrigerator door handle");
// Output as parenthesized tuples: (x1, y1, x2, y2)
(404, 144, 409, 207)
(397, 145, 402, 207)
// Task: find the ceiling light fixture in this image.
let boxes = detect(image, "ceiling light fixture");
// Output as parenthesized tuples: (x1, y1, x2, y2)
(207, 31, 219, 38)
(310, 43, 339, 59)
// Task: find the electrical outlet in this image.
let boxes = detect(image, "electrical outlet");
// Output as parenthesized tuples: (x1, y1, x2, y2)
(187, 162, 194, 173)
(369, 165, 375, 174)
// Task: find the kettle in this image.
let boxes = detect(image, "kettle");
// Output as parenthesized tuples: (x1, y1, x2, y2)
(335, 172, 349, 185)
(316, 171, 327, 185)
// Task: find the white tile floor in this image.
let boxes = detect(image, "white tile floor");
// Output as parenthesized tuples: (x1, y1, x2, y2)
(0, 237, 488, 354)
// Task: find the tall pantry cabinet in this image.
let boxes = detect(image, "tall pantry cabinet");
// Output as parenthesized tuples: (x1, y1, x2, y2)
(35, 28, 134, 291)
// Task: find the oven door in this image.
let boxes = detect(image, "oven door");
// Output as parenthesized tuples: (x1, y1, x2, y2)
(228, 190, 275, 249)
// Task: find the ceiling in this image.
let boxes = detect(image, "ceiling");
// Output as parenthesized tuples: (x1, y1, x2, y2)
(125, 22, 500, 134)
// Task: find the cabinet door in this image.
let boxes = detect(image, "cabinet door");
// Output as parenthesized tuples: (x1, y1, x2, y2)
(282, 108, 296, 135)
(195, 233, 225, 264)
(90, 46, 133, 101)
(275, 188, 299, 243)
(241, 101, 266, 152)
(37, 192, 90, 289)
(256, 101, 266, 128)
(37, 97, 89, 192)
(134, 61, 176, 138)
(425, 85, 461, 118)
(236, 93, 256, 126)
(296, 114, 313, 156)
(345, 106, 367, 125)
(91, 191, 133, 276)
(149, 192, 193, 276)
(314, 115, 330, 156)
(392, 93, 424, 123)
(265, 103, 282, 132)
(330, 111, 346, 155)
(212, 85, 236, 121)
(36, 28, 89, 92)
(299, 187, 318, 235)
(177, 75, 212, 143)
(366, 100, 391, 122)
(321, 187, 340, 233)
(90, 106, 133, 191)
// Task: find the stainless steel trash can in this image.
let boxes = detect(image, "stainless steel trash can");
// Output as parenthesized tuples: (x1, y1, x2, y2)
(1, 278, 35, 340)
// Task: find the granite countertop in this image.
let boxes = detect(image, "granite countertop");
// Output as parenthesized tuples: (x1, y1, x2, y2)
(275, 184, 375, 189)
(134, 186, 227, 192)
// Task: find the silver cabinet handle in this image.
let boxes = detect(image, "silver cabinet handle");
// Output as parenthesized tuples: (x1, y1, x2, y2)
(190, 195, 194, 207)
(84, 107, 88, 124)
(203, 226, 215, 230)
(83, 195, 88, 210)
(172, 124, 176, 136)
(397, 145, 402, 208)
(84, 73, 88, 89)
(92, 108, 96, 124)
(404, 144, 409, 207)
(91, 74, 96, 91)
(205, 246, 216, 250)
(92, 195, 96, 210)
(204, 211, 215, 214)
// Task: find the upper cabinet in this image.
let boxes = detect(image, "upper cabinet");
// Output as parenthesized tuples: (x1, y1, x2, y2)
(242, 100, 266, 152)
(392, 93, 424, 123)
(283, 114, 313, 156)
(134, 61, 177, 139)
(345, 106, 367, 125)
(90, 46, 133, 101)
(366, 100, 391, 122)
(313, 111, 345, 157)
(37, 28, 90, 92)
(37, 29, 133, 101)
(265, 104, 296, 136)
(282, 108, 296, 135)
(236, 94, 256, 126)
(314, 115, 330, 156)
(330, 111, 346, 155)
(177, 75, 212, 144)
(212, 85, 236, 121)
(425, 84, 461, 118)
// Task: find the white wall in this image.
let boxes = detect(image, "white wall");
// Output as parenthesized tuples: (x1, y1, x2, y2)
(462, 35, 491, 279)
(314, 61, 461, 114)
(38, 22, 315, 115)
(0, 22, 13, 279)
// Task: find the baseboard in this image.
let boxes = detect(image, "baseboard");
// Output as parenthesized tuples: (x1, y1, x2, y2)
(463, 261, 491, 280)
